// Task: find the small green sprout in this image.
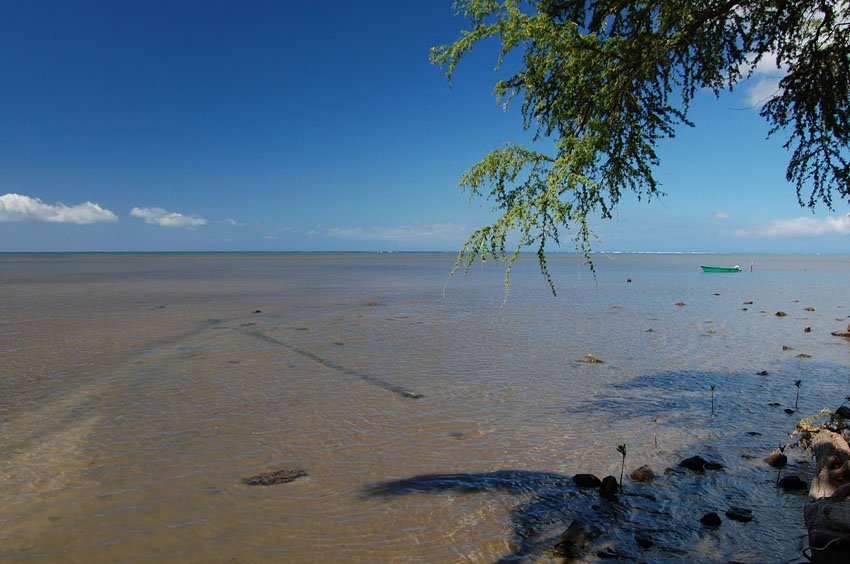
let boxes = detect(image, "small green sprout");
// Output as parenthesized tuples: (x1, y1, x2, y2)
(617, 443, 627, 487)
(794, 380, 802, 410)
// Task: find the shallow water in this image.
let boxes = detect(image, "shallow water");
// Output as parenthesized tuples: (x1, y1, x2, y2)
(1, 252, 849, 562)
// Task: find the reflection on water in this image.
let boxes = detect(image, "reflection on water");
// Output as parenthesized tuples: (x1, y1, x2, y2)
(1, 252, 849, 562)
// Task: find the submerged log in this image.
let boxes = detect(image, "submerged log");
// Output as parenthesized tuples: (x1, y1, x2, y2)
(804, 429, 850, 562)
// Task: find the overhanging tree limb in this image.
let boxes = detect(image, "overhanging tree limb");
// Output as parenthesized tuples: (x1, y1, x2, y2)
(433, 0, 850, 293)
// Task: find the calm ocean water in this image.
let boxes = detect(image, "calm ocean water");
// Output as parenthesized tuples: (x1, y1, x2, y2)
(2, 252, 849, 562)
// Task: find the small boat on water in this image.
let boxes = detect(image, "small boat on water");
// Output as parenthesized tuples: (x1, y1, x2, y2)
(700, 265, 742, 273)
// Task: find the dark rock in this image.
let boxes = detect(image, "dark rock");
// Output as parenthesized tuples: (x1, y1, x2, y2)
(743, 301, 753, 305)
(764, 452, 788, 468)
(242, 469, 307, 486)
(713, 293, 721, 296)
(782, 345, 794, 351)
(675, 301, 686, 306)
(635, 536, 654, 550)
(572, 473, 602, 488)
(757, 370, 769, 376)
(700, 512, 722, 528)
(253, 309, 262, 313)
(599, 475, 619, 499)
(742, 307, 748, 311)
(785, 408, 796, 414)
(769, 402, 782, 407)
(645, 328, 654, 332)
(835, 406, 850, 419)
(741, 454, 755, 460)
(679, 456, 723, 472)
(626, 278, 632, 283)
(778, 475, 807, 492)
(629, 465, 655, 483)
(796, 353, 812, 358)
(597, 547, 633, 559)
(804, 306, 815, 312)
(747, 431, 762, 436)
(805, 325, 812, 333)
(579, 354, 604, 364)
(726, 507, 753, 522)
(776, 311, 787, 317)
(553, 520, 602, 558)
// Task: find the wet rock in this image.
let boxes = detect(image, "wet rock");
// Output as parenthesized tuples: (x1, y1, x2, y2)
(742, 307, 748, 311)
(778, 475, 808, 492)
(757, 370, 769, 376)
(769, 402, 782, 407)
(579, 354, 604, 364)
(679, 455, 723, 472)
(804, 306, 815, 312)
(776, 311, 788, 317)
(785, 408, 796, 414)
(635, 536, 654, 550)
(796, 353, 812, 359)
(713, 293, 721, 296)
(242, 469, 307, 486)
(645, 328, 654, 332)
(700, 512, 722, 528)
(597, 547, 633, 559)
(747, 431, 762, 436)
(726, 507, 754, 522)
(741, 454, 755, 460)
(553, 520, 602, 558)
(572, 473, 602, 488)
(764, 451, 788, 468)
(782, 345, 794, 351)
(835, 406, 850, 419)
(629, 465, 655, 483)
(675, 301, 686, 306)
(599, 475, 619, 499)
(253, 309, 262, 313)
(831, 323, 850, 338)
(743, 300, 753, 305)
(805, 325, 812, 333)
(626, 278, 632, 283)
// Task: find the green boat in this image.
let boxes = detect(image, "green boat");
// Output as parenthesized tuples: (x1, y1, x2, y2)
(700, 265, 742, 273)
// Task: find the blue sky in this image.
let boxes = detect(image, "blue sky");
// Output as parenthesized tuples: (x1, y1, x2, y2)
(1, 1, 848, 253)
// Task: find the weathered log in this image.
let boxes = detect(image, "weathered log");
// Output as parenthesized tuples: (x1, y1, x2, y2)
(804, 430, 850, 562)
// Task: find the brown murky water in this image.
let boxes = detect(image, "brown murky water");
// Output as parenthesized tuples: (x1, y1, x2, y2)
(2, 252, 849, 562)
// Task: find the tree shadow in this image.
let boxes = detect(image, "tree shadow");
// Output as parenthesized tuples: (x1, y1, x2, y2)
(366, 469, 693, 562)
(363, 365, 837, 562)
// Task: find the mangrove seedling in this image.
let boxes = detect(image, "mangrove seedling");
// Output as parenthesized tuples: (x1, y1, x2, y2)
(776, 444, 787, 486)
(617, 443, 627, 487)
(794, 380, 802, 410)
(653, 416, 659, 447)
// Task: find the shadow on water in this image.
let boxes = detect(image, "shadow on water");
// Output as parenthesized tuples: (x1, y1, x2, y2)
(365, 468, 709, 562)
(363, 366, 843, 562)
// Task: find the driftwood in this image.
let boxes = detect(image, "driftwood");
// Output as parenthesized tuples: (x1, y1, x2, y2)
(803, 429, 850, 562)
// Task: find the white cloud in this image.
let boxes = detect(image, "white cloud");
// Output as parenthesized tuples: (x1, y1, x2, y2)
(714, 211, 729, 220)
(323, 222, 468, 241)
(0, 193, 118, 224)
(223, 218, 245, 227)
(739, 52, 786, 107)
(729, 215, 850, 238)
(130, 207, 206, 228)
